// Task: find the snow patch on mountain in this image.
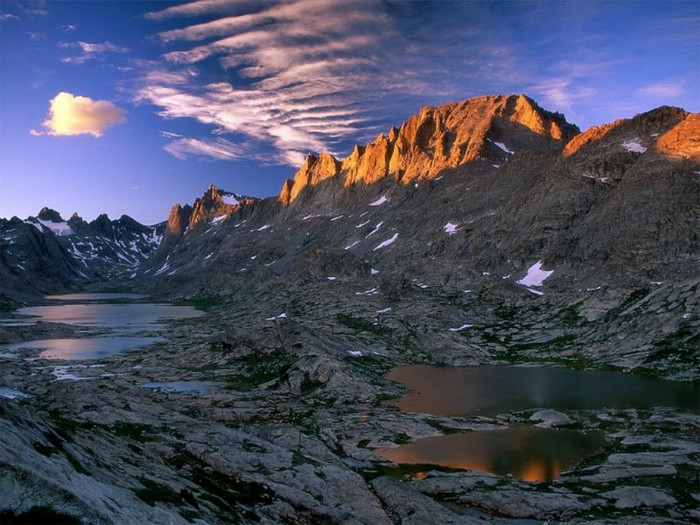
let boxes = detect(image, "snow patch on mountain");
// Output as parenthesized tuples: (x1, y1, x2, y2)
(443, 222, 458, 235)
(517, 261, 553, 287)
(369, 196, 389, 206)
(622, 139, 646, 153)
(489, 138, 514, 154)
(365, 221, 384, 238)
(26, 219, 73, 236)
(373, 233, 398, 251)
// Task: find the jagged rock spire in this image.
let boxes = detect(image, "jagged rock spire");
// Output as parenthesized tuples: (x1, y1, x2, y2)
(278, 94, 580, 205)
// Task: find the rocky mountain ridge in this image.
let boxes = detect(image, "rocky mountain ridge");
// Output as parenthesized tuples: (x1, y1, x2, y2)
(165, 185, 257, 238)
(1, 95, 699, 525)
(0, 209, 163, 304)
(2, 95, 697, 306)
(279, 94, 580, 205)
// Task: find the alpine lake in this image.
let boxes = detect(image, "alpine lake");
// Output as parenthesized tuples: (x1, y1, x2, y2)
(1, 294, 698, 487)
(377, 365, 699, 482)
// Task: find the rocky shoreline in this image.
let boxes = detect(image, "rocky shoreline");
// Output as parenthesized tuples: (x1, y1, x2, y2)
(1, 286, 698, 524)
(1, 96, 698, 523)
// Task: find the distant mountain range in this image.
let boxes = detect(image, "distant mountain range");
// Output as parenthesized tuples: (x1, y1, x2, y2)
(2, 95, 698, 347)
(2, 93, 699, 525)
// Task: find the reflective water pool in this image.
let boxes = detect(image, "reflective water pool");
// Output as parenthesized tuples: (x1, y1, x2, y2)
(386, 365, 699, 416)
(1, 293, 202, 361)
(17, 302, 202, 332)
(379, 365, 698, 480)
(142, 381, 220, 395)
(377, 427, 606, 482)
(2, 336, 164, 360)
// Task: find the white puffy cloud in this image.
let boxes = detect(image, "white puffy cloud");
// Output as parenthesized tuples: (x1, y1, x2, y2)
(40, 92, 126, 137)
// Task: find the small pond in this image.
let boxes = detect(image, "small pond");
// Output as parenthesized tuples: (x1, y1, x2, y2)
(0, 293, 202, 361)
(380, 365, 699, 481)
(0, 387, 31, 399)
(377, 427, 606, 482)
(16, 302, 202, 333)
(142, 381, 220, 395)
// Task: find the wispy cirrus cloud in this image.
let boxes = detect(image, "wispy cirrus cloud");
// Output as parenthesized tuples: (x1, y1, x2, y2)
(60, 40, 129, 64)
(144, 0, 257, 21)
(138, 0, 511, 165)
(164, 137, 248, 161)
(636, 81, 685, 99)
(33, 92, 126, 137)
(531, 78, 597, 116)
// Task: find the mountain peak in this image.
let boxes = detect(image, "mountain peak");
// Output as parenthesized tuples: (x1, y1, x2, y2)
(279, 153, 341, 206)
(165, 185, 258, 235)
(37, 207, 64, 222)
(279, 94, 579, 205)
(563, 105, 698, 161)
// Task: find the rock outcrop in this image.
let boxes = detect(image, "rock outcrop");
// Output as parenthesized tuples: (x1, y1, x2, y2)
(279, 94, 580, 204)
(165, 185, 257, 235)
(279, 154, 342, 206)
(563, 105, 697, 160)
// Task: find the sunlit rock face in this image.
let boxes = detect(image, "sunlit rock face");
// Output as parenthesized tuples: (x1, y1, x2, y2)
(279, 153, 341, 206)
(165, 203, 192, 236)
(279, 94, 580, 204)
(656, 112, 700, 161)
(563, 105, 697, 160)
(166, 185, 256, 235)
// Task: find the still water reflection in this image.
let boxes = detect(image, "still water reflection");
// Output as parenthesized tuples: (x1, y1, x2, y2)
(17, 302, 202, 332)
(2, 337, 164, 360)
(45, 293, 148, 301)
(142, 381, 220, 395)
(2, 294, 202, 360)
(377, 427, 606, 482)
(386, 365, 699, 415)
(380, 365, 698, 481)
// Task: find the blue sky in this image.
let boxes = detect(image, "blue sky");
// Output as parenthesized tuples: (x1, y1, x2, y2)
(1, 0, 698, 224)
